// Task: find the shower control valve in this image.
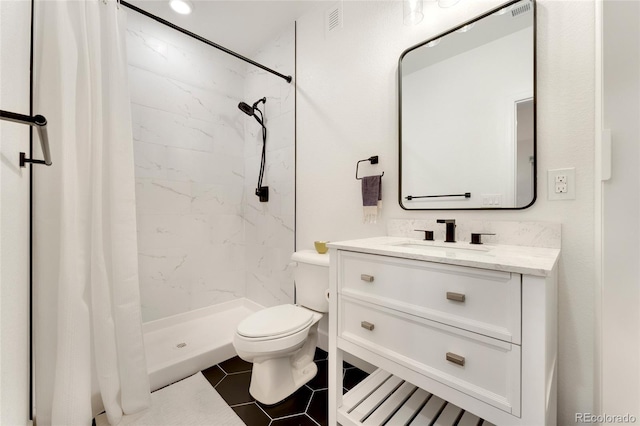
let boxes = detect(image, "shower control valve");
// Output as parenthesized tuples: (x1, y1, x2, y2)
(256, 186, 269, 202)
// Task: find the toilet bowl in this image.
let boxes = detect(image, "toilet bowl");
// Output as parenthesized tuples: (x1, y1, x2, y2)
(234, 304, 323, 404)
(232, 250, 330, 405)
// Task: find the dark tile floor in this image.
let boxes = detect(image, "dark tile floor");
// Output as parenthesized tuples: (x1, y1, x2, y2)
(202, 348, 369, 426)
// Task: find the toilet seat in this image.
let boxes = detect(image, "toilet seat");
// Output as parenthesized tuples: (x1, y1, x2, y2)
(237, 304, 314, 340)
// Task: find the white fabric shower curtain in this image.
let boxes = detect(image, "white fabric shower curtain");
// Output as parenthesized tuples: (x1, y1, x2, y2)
(34, 1, 150, 425)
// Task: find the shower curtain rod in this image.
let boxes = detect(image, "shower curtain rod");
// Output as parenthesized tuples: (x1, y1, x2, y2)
(120, 1, 292, 83)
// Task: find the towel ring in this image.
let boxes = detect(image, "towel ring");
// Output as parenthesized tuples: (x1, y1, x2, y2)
(356, 156, 384, 180)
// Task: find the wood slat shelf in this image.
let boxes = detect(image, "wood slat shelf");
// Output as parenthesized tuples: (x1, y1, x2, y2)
(338, 369, 497, 426)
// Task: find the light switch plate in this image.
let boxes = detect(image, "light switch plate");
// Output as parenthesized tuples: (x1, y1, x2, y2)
(548, 168, 575, 200)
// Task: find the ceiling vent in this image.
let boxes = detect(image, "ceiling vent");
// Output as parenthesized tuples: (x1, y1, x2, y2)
(325, 2, 343, 36)
(511, 1, 531, 17)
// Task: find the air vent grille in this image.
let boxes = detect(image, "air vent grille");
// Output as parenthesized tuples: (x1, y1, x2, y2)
(325, 2, 343, 36)
(328, 8, 340, 30)
(511, 2, 531, 17)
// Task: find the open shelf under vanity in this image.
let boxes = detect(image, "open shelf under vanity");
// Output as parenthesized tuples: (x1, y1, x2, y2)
(339, 368, 495, 426)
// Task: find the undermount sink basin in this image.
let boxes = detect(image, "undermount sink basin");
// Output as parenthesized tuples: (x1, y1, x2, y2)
(389, 241, 492, 253)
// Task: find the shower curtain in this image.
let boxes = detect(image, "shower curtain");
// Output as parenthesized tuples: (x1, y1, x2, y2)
(34, 0, 150, 424)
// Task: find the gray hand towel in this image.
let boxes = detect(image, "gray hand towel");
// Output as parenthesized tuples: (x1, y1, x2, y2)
(362, 175, 382, 224)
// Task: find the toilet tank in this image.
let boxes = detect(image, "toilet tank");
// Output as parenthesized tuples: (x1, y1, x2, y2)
(291, 250, 330, 313)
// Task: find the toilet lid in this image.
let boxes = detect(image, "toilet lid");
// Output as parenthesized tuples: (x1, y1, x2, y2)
(237, 305, 314, 339)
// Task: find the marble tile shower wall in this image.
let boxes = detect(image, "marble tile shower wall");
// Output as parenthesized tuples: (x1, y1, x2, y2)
(242, 25, 296, 308)
(126, 13, 247, 321)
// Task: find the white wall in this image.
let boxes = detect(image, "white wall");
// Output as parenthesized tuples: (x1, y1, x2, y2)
(296, 1, 595, 424)
(0, 1, 32, 424)
(126, 12, 247, 321)
(601, 0, 640, 418)
(242, 25, 296, 308)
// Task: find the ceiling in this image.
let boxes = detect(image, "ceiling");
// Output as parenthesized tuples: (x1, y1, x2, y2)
(125, 0, 323, 57)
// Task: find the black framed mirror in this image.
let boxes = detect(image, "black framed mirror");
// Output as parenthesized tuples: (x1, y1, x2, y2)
(399, 0, 536, 210)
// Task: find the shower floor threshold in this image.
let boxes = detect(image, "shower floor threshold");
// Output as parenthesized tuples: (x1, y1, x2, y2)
(143, 298, 263, 391)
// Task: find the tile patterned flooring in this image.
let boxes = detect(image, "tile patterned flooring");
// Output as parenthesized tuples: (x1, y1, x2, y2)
(201, 348, 369, 426)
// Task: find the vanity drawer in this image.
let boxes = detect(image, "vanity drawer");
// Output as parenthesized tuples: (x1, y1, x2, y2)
(339, 297, 521, 415)
(338, 251, 521, 343)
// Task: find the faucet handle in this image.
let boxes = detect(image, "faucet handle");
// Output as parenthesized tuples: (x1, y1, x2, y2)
(414, 229, 434, 241)
(470, 233, 496, 245)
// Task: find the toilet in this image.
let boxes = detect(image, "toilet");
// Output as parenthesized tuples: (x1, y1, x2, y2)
(233, 250, 329, 405)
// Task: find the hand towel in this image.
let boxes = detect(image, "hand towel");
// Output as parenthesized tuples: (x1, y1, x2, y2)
(362, 175, 382, 224)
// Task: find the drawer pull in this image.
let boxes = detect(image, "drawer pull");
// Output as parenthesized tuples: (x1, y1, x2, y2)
(446, 352, 465, 366)
(361, 321, 375, 331)
(360, 274, 375, 282)
(446, 292, 466, 303)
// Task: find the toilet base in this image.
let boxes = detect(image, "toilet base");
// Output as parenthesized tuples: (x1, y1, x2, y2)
(248, 322, 320, 405)
(249, 357, 318, 405)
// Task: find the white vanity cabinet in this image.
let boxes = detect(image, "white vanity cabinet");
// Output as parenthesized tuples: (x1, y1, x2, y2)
(328, 237, 559, 426)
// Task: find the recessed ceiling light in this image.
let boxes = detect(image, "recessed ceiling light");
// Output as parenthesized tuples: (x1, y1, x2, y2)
(169, 0, 193, 15)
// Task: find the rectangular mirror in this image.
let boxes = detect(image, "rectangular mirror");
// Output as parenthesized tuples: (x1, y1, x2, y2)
(399, 0, 535, 210)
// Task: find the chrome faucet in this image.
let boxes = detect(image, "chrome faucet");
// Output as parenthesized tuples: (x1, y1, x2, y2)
(437, 219, 456, 243)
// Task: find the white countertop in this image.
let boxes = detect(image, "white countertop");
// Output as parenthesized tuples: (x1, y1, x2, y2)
(327, 236, 560, 277)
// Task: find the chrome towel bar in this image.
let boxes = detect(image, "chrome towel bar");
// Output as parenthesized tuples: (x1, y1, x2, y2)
(0, 109, 52, 167)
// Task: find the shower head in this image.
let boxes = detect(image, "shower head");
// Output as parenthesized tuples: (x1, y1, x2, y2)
(238, 97, 266, 118)
(238, 102, 254, 116)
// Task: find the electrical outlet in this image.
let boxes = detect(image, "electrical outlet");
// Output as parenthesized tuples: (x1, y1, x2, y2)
(555, 175, 567, 184)
(548, 168, 575, 200)
(555, 182, 567, 193)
